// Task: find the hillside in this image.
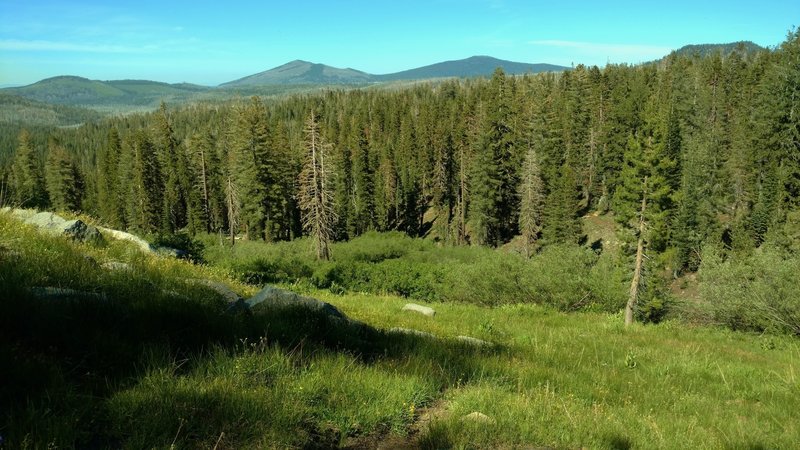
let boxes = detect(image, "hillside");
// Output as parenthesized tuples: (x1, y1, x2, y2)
(3, 76, 211, 108)
(375, 55, 569, 81)
(0, 92, 102, 126)
(1, 211, 798, 448)
(670, 41, 766, 58)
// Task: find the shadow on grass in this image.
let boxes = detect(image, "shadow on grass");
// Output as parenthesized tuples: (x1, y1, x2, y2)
(0, 279, 497, 448)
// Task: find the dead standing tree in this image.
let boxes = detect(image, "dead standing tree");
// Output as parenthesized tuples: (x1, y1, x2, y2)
(298, 110, 336, 260)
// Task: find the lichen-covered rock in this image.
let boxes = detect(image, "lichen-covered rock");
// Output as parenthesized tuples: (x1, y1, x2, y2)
(402, 303, 436, 317)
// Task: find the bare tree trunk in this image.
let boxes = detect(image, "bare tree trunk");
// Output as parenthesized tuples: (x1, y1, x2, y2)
(225, 176, 239, 246)
(199, 148, 210, 233)
(626, 177, 648, 326)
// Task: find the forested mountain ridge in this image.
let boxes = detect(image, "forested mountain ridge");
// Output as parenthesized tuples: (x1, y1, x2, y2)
(670, 41, 766, 58)
(0, 92, 102, 126)
(2, 76, 212, 107)
(2, 30, 799, 327)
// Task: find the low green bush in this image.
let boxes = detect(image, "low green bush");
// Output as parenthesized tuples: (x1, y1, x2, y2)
(699, 245, 800, 335)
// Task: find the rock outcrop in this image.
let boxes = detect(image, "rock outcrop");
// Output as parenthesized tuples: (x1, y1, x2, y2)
(5, 209, 102, 244)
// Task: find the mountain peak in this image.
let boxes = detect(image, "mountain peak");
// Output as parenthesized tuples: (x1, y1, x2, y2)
(221, 56, 569, 87)
(221, 60, 373, 87)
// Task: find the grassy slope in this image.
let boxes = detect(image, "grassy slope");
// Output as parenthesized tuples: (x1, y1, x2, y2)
(1, 213, 798, 449)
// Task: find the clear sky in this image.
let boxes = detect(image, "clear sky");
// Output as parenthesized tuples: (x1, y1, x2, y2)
(0, 0, 797, 86)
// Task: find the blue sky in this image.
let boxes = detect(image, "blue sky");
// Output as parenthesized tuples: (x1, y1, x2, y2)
(0, 0, 797, 86)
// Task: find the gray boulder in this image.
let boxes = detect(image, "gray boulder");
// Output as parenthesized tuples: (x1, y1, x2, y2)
(62, 219, 103, 243)
(4, 209, 102, 244)
(246, 285, 347, 320)
(26, 212, 102, 243)
(402, 303, 436, 317)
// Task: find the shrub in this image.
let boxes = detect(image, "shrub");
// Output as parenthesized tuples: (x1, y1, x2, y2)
(699, 246, 800, 335)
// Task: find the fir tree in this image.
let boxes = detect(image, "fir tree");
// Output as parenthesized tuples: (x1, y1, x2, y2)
(128, 131, 163, 233)
(44, 138, 81, 212)
(517, 144, 545, 257)
(11, 129, 48, 208)
(96, 128, 123, 227)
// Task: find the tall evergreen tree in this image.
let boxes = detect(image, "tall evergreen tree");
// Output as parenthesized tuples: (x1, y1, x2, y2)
(44, 138, 81, 212)
(543, 162, 582, 244)
(128, 131, 162, 233)
(96, 128, 123, 227)
(517, 144, 545, 257)
(231, 97, 272, 240)
(10, 129, 48, 208)
(469, 68, 519, 245)
(153, 102, 188, 234)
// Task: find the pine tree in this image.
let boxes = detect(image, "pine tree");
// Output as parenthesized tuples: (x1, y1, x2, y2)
(11, 129, 48, 208)
(128, 131, 163, 233)
(298, 111, 336, 260)
(542, 162, 582, 244)
(469, 68, 520, 245)
(517, 144, 545, 257)
(96, 128, 123, 227)
(231, 97, 272, 240)
(44, 138, 81, 212)
(613, 133, 674, 324)
(153, 102, 188, 234)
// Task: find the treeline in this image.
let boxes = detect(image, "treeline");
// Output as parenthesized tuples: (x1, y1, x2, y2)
(3, 32, 799, 276)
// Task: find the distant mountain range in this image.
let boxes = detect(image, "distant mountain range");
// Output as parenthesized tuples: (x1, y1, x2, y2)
(0, 43, 770, 113)
(221, 56, 569, 87)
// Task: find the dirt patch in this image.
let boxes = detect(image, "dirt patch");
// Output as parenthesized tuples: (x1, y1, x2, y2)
(342, 400, 449, 450)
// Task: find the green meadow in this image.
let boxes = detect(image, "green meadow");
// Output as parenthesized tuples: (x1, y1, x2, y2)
(1, 213, 798, 449)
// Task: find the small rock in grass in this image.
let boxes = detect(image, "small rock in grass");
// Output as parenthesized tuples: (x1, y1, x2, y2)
(462, 411, 495, 424)
(456, 335, 494, 347)
(388, 327, 436, 339)
(402, 303, 435, 317)
(102, 261, 132, 272)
